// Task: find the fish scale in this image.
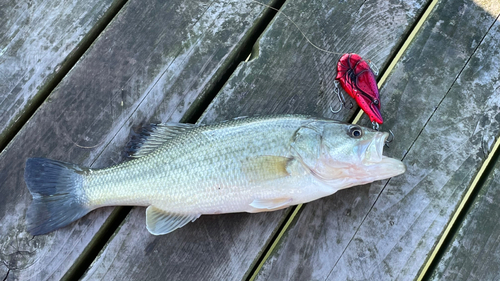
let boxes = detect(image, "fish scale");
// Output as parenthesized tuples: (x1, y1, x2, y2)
(24, 115, 405, 235)
(84, 117, 298, 210)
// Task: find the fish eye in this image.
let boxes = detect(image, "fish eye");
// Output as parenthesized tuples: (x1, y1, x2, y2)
(348, 126, 363, 138)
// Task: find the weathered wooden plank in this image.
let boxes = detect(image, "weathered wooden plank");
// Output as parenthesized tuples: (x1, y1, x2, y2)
(202, 0, 427, 123)
(428, 156, 500, 280)
(254, 1, 500, 280)
(428, 26, 500, 281)
(0, 0, 273, 280)
(0, 0, 118, 149)
(82, 0, 428, 280)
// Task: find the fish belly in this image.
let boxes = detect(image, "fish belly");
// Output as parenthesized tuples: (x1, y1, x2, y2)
(83, 117, 312, 213)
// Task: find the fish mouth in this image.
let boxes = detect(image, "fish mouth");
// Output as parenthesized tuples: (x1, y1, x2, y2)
(307, 130, 405, 190)
(361, 132, 406, 179)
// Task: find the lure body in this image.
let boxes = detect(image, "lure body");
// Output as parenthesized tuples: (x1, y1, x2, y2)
(336, 53, 383, 125)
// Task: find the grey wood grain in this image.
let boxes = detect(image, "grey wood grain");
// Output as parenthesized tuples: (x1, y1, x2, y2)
(0, 0, 273, 280)
(429, 148, 500, 279)
(0, 0, 117, 149)
(428, 26, 500, 281)
(202, 0, 426, 123)
(82, 0, 428, 280)
(254, 1, 500, 280)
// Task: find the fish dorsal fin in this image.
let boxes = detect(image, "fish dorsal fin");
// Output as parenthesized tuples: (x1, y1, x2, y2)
(130, 123, 197, 158)
(145, 206, 200, 235)
(241, 156, 291, 182)
(249, 198, 293, 212)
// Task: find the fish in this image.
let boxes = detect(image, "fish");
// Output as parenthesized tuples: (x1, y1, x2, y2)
(24, 115, 405, 236)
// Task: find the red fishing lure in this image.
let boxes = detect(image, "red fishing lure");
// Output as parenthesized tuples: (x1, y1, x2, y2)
(335, 53, 383, 126)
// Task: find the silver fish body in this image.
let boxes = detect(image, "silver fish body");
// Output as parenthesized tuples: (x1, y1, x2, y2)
(25, 115, 405, 235)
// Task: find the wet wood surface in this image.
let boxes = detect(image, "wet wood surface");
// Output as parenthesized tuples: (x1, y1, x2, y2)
(82, 0, 429, 280)
(1, 0, 500, 280)
(430, 139, 500, 281)
(0, 0, 273, 279)
(429, 19, 500, 281)
(0, 0, 118, 149)
(254, 1, 500, 280)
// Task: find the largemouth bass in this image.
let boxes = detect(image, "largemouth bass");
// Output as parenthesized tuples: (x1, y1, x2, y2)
(25, 115, 405, 236)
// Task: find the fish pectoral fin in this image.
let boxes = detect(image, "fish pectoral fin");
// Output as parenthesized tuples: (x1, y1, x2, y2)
(145, 206, 200, 235)
(242, 156, 291, 182)
(249, 198, 293, 212)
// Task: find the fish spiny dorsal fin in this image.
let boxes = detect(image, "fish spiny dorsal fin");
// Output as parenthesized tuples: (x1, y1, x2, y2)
(145, 206, 200, 235)
(129, 123, 197, 158)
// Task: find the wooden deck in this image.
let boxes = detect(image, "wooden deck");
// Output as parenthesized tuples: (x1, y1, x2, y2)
(1, 0, 499, 280)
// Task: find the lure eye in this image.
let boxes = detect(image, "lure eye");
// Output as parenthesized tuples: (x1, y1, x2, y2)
(348, 126, 363, 138)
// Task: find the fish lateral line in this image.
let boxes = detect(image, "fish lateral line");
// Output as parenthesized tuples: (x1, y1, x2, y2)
(24, 115, 405, 236)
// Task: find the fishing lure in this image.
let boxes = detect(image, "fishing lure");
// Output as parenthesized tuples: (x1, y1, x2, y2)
(333, 53, 383, 130)
(245, 3, 384, 129)
(247, 3, 384, 129)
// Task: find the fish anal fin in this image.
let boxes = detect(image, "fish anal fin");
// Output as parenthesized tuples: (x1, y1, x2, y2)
(242, 156, 291, 182)
(145, 206, 200, 235)
(249, 198, 293, 212)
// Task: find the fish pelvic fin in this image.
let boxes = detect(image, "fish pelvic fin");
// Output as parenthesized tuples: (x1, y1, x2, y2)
(24, 158, 91, 236)
(249, 198, 293, 212)
(146, 206, 200, 235)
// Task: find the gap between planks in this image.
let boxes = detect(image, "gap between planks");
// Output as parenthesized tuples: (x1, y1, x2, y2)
(0, 0, 129, 154)
(248, 0, 441, 279)
(417, 12, 500, 280)
(61, 0, 288, 279)
(417, 124, 500, 280)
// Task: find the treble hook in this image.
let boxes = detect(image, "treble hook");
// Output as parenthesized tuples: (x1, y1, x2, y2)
(385, 130, 394, 148)
(330, 81, 353, 113)
(371, 121, 394, 147)
(330, 81, 344, 113)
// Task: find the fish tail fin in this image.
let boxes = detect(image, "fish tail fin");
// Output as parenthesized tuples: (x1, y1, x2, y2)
(24, 158, 91, 235)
